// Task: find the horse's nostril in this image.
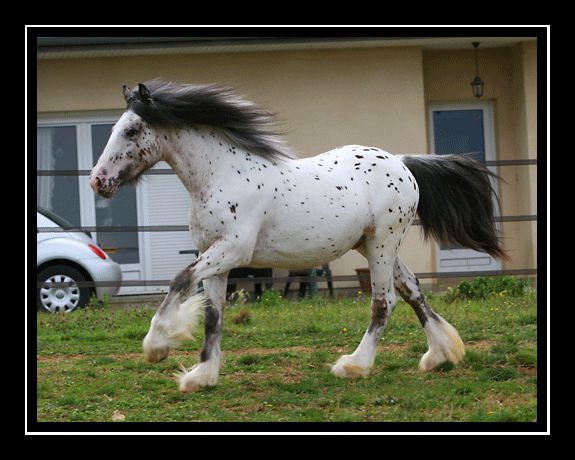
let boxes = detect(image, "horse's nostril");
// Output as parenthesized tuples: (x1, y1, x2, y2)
(90, 172, 106, 194)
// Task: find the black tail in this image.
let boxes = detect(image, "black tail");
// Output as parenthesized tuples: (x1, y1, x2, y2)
(400, 154, 507, 260)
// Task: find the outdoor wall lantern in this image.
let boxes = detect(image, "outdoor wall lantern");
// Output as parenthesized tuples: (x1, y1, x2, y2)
(471, 42, 485, 98)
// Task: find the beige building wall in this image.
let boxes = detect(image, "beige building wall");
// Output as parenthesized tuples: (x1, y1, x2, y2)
(38, 46, 431, 287)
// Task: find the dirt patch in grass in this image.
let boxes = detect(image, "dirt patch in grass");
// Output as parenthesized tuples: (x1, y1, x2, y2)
(37, 339, 503, 364)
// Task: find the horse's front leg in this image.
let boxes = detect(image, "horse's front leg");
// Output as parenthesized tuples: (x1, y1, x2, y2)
(143, 236, 252, 389)
(143, 258, 205, 363)
(176, 274, 227, 392)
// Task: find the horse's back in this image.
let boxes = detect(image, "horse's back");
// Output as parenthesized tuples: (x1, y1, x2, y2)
(248, 145, 418, 269)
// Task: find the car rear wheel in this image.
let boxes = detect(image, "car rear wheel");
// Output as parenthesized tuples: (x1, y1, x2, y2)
(37, 265, 92, 313)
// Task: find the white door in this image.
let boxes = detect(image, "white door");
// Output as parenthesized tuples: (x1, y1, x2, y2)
(428, 101, 502, 273)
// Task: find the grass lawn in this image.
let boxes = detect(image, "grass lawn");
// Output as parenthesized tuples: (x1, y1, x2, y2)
(35, 289, 538, 425)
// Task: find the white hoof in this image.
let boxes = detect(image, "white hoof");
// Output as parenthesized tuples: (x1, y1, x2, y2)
(143, 332, 171, 363)
(143, 294, 207, 363)
(331, 354, 371, 378)
(176, 361, 220, 392)
(419, 315, 465, 371)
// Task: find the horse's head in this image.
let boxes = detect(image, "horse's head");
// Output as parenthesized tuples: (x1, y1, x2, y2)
(90, 83, 164, 198)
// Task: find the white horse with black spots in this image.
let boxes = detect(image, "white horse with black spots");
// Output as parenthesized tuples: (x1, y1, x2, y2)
(90, 79, 506, 391)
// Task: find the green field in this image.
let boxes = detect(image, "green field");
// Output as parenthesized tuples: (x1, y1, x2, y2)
(36, 289, 537, 423)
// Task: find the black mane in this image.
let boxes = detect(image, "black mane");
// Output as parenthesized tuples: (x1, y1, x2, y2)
(126, 79, 295, 162)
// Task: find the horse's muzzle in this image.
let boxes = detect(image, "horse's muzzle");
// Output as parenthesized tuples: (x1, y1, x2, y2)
(90, 170, 119, 198)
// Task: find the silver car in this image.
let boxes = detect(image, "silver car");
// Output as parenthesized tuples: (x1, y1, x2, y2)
(37, 207, 122, 312)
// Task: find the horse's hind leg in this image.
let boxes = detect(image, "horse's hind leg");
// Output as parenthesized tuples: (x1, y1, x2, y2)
(332, 238, 398, 378)
(393, 257, 465, 370)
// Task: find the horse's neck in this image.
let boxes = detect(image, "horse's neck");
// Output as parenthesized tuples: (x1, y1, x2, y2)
(163, 126, 239, 197)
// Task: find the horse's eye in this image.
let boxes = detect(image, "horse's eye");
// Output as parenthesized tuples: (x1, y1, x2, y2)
(126, 129, 138, 138)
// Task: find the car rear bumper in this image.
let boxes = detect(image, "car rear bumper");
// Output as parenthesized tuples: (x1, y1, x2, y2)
(88, 258, 123, 299)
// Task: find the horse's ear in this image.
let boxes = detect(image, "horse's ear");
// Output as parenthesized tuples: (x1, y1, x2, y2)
(138, 83, 151, 104)
(122, 85, 132, 102)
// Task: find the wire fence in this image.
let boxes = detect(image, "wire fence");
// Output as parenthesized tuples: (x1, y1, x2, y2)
(37, 158, 537, 291)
